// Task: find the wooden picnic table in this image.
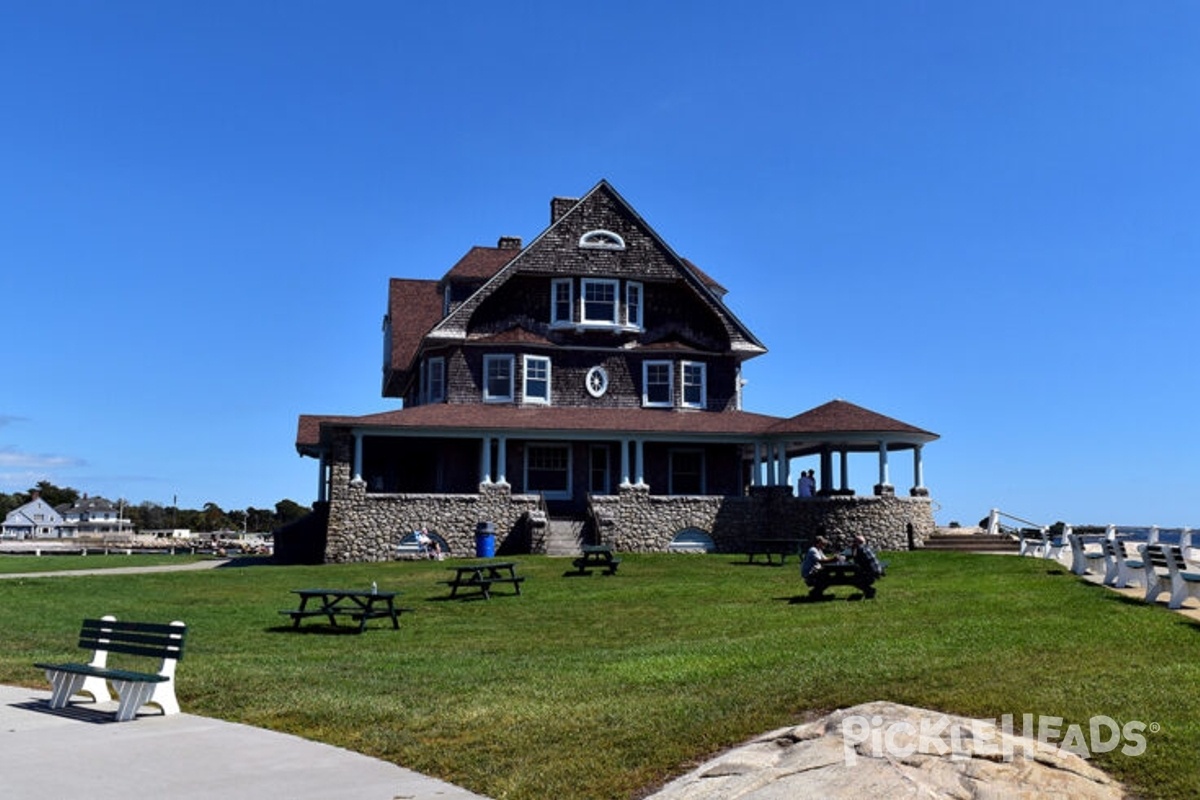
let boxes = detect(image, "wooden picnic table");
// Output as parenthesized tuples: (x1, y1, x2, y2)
(805, 562, 879, 599)
(441, 562, 525, 600)
(746, 538, 802, 565)
(281, 588, 405, 632)
(569, 545, 621, 575)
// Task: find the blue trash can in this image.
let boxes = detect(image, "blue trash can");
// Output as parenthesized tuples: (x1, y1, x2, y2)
(475, 522, 496, 558)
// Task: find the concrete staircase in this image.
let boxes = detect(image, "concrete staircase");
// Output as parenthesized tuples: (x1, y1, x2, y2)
(923, 527, 1019, 554)
(544, 517, 587, 556)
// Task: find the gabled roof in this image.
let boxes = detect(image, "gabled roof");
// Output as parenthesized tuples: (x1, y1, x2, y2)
(428, 180, 766, 356)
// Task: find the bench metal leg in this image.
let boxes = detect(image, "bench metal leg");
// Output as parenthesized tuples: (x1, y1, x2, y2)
(110, 678, 179, 722)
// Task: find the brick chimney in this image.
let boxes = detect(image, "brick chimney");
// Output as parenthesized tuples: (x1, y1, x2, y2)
(497, 236, 522, 250)
(551, 197, 578, 224)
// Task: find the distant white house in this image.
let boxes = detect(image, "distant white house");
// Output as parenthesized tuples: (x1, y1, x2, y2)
(55, 494, 135, 537)
(140, 529, 194, 540)
(2, 492, 68, 539)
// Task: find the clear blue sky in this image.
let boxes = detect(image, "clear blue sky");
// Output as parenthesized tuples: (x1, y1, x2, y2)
(2, 2, 1196, 528)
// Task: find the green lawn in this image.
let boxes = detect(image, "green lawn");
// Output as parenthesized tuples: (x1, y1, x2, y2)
(2, 552, 1195, 799)
(0, 553, 210, 574)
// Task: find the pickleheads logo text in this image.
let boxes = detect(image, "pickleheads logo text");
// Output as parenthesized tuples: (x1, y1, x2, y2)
(841, 713, 1152, 765)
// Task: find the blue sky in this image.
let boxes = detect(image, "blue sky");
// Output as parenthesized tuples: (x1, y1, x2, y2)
(2, 2, 1196, 528)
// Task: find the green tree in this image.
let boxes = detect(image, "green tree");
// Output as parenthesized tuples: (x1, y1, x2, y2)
(247, 506, 275, 532)
(32, 481, 79, 508)
(201, 502, 229, 532)
(274, 499, 310, 527)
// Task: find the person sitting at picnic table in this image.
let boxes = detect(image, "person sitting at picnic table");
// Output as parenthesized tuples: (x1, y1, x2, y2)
(801, 535, 840, 586)
(414, 528, 443, 560)
(849, 534, 883, 580)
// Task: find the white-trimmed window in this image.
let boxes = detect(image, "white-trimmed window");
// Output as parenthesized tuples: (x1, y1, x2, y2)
(626, 281, 643, 329)
(523, 355, 551, 405)
(550, 278, 573, 325)
(643, 360, 673, 407)
(670, 449, 705, 495)
(483, 354, 514, 402)
(581, 278, 619, 325)
(579, 229, 626, 250)
(525, 443, 571, 499)
(425, 356, 445, 404)
(681, 361, 705, 409)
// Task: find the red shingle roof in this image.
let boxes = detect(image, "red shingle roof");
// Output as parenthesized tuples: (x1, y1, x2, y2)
(297, 399, 938, 451)
(385, 279, 444, 394)
(297, 405, 784, 449)
(443, 246, 519, 282)
(768, 399, 937, 438)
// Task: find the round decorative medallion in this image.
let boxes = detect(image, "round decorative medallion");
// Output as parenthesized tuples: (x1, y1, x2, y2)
(585, 366, 609, 398)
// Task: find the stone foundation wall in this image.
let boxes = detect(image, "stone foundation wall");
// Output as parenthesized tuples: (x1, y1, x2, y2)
(324, 473, 541, 562)
(323, 431, 935, 561)
(589, 486, 934, 553)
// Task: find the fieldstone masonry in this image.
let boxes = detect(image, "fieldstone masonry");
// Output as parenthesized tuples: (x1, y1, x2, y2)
(323, 469, 933, 563)
(322, 432, 934, 561)
(591, 485, 934, 553)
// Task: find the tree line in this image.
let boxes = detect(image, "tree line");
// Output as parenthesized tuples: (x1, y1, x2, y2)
(0, 481, 311, 534)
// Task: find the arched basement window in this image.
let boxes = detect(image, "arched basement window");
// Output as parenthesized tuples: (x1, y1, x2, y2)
(668, 527, 714, 553)
(579, 229, 626, 250)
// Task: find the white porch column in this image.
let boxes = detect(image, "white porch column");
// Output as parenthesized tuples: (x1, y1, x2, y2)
(913, 445, 925, 490)
(496, 436, 508, 485)
(634, 438, 646, 487)
(620, 438, 631, 487)
(839, 450, 849, 492)
(777, 443, 790, 488)
(820, 449, 833, 493)
(352, 432, 364, 482)
(480, 436, 493, 484)
(877, 441, 891, 489)
(751, 442, 762, 487)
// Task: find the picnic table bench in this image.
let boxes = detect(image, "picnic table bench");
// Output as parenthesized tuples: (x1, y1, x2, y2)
(746, 538, 802, 565)
(804, 560, 887, 599)
(440, 562, 525, 600)
(281, 588, 408, 632)
(569, 545, 621, 575)
(34, 615, 186, 722)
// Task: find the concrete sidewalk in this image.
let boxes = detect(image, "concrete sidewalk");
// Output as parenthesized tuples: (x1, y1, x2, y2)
(0, 684, 488, 799)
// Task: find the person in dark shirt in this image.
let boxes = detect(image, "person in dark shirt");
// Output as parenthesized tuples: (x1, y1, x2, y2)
(850, 535, 882, 577)
(849, 535, 884, 597)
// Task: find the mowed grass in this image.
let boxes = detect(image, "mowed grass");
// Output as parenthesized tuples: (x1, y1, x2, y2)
(0, 553, 209, 574)
(2, 552, 1198, 799)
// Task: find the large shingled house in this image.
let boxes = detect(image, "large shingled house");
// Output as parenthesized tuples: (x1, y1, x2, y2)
(284, 180, 938, 563)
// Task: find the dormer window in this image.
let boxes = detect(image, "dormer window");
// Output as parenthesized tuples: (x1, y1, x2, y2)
(549, 277, 643, 330)
(579, 230, 625, 250)
(551, 278, 573, 325)
(626, 281, 642, 329)
(581, 279, 619, 325)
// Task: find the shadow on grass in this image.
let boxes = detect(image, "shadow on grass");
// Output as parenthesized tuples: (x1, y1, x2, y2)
(781, 593, 873, 604)
(263, 625, 373, 636)
(216, 556, 277, 569)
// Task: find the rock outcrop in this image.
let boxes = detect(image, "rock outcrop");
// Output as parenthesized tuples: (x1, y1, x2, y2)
(648, 701, 1126, 799)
